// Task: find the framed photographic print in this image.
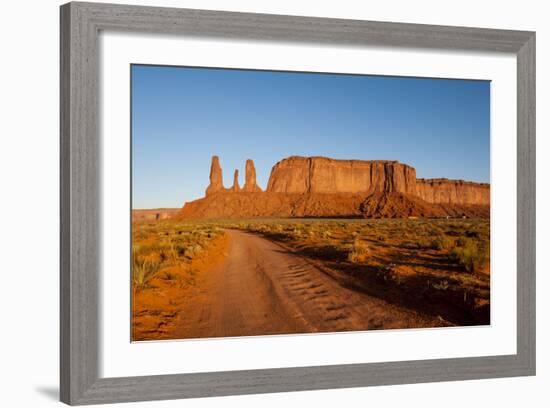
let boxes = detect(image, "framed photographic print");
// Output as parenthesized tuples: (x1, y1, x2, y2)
(60, 2, 536, 405)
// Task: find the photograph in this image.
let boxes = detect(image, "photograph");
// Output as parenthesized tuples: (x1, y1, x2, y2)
(130, 64, 491, 341)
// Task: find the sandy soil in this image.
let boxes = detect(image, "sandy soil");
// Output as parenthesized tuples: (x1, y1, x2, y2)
(131, 232, 229, 341)
(172, 230, 447, 340)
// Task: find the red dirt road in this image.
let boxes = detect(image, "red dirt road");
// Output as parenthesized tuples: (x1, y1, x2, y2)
(173, 230, 445, 339)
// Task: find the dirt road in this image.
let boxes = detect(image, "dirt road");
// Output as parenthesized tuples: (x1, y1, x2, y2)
(173, 230, 444, 339)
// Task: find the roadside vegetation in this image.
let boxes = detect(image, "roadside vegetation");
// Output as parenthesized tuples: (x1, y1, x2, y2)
(131, 221, 227, 340)
(131, 217, 490, 339)
(132, 222, 225, 291)
(229, 218, 490, 325)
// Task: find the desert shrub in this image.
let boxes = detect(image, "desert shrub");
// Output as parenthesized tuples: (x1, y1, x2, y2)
(153, 241, 173, 263)
(171, 240, 188, 257)
(347, 238, 369, 263)
(416, 239, 433, 249)
(431, 236, 456, 250)
(429, 225, 444, 236)
(449, 239, 488, 273)
(398, 241, 415, 249)
(132, 256, 161, 290)
(290, 228, 303, 240)
(273, 224, 283, 233)
(399, 239, 432, 250)
(132, 229, 152, 241)
(375, 264, 402, 285)
(184, 244, 203, 260)
(131, 242, 160, 259)
(432, 279, 450, 290)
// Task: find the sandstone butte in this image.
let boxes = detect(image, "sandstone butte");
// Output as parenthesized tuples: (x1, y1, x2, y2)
(177, 156, 490, 219)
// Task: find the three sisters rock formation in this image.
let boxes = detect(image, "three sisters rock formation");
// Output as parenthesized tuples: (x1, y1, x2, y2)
(178, 156, 490, 219)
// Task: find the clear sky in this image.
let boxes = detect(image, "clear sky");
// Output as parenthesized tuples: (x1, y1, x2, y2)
(131, 65, 490, 209)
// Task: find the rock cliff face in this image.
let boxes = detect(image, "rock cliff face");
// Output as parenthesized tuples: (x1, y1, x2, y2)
(266, 156, 488, 205)
(267, 156, 418, 195)
(415, 178, 489, 205)
(133, 208, 180, 221)
(182, 155, 489, 219)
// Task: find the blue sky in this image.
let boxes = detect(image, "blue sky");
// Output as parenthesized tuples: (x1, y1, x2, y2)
(131, 65, 490, 209)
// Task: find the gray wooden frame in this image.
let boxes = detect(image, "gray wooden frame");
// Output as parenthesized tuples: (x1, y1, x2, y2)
(60, 1, 536, 405)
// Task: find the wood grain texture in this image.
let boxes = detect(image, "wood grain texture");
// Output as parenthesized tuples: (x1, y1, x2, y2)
(516, 34, 536, 372)
(60, 2, 536, 405)
(60, 2, 100, 404)
(71, 1, 533, 51)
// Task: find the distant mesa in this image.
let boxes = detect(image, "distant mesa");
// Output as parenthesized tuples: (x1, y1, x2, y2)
(178, 155, 490, 219)
(132, 208, 180, 222)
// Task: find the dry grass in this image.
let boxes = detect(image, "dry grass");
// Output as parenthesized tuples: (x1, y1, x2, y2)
(347, 237, 369, 263)
(132, 256, 161, 290)
(131, 220, 228, 340)
(131, 222, 225, 292)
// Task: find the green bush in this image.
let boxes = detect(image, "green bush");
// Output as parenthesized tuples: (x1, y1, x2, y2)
(431, 236, 455, 250)
(449, 239, 488, 273)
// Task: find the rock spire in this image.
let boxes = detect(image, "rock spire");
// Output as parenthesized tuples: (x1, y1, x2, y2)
(205, 155, 224, 195)
(243, 159, 262, 192)
(231, 169, 241, 191)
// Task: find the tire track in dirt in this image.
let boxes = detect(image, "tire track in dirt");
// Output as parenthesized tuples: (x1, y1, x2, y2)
(174, 230, 444, 339)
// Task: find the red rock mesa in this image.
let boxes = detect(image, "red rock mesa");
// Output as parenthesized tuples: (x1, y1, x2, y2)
(178, 156, 489, 219)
